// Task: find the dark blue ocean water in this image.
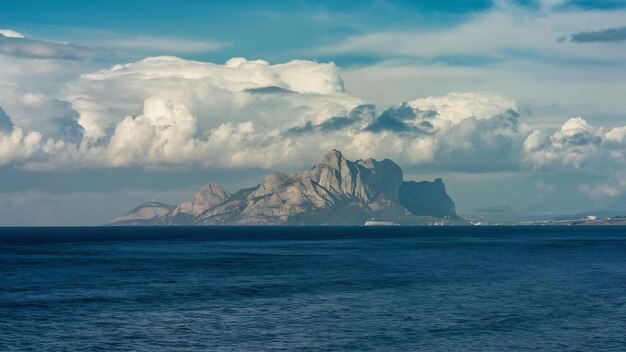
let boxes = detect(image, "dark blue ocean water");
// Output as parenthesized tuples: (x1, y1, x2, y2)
(1, 226, 625, 351)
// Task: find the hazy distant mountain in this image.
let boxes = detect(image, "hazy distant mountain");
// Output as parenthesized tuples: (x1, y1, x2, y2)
(109, 202, 176, 226)
(473, 204, 516, 214)
(109, 150, 463, 226)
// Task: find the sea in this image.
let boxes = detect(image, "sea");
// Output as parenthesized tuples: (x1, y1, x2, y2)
(1, 226, 625, 351)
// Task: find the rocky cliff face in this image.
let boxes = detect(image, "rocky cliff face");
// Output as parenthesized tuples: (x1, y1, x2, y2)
(194, 150, 410, 225)
(166, 183, 230, 224)
(109, 150, 463, 225)
(399, 179, 457, 219)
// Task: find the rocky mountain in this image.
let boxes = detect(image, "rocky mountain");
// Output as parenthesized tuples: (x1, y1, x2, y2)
(399, 179, 457, 218)
(109, 150, 463, 226)
(166, 183, 229, 225)
(109, 202, 176, 226)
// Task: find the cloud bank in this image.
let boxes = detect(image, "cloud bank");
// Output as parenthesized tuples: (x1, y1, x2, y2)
(314, 3, 626, 63)
(313, 1, 626, 118)
(0, 53, 624, 206)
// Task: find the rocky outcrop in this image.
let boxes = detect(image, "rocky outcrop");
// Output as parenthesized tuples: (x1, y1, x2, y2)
(399, 179, 458, 219)
(109, 202, 176, 226)
(109, 150, 463, 225)
(165, 183, 229, 224)
(195, 150, 413, 225)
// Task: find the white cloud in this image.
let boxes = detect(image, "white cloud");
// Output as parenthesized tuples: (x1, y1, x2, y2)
(0, 55, 362, 168)
(523, 117, 626, 168)
(91, 89, 526, 171)
(65, 56, 358, 141)
(107, 97, 201, 166)
(97, 95, 437, 169)
(80, 56, 345, 95)
(433, 109, 530, 172)
(0, 29, 25, 38)
(0, 72, 526, 173)
(0, 31, 104, 119)
(0, 34, 96, 60)
(340, 60, 626, 117)
(1, 92, 83, 142)
(0, 53, 622, 211)
(0, 128, 43, 164)
(328, 2, 626, 119)
(94, 34, 223, 54)
(606, 126, 626, 144)
(315, 3, 626, 63)
(409, 91, 517, 125)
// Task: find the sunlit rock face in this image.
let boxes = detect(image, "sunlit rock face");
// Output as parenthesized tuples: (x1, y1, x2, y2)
(166, 183, 230, 225)
(110, 150, 462, 226)
(196, 150, 408, 225)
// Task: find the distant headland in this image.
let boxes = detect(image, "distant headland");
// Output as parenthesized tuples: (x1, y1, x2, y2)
(109, 150, 464, 226)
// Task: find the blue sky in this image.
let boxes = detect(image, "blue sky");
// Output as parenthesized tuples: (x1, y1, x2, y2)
(0, 0, 492, 64)
(0, 0, 625, 224)
(2, 0, 625, 70)
(1, 0, 622, 64)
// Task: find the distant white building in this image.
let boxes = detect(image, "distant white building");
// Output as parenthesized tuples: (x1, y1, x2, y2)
(586, 215, 597, 221)
(364, 220, 400, 226)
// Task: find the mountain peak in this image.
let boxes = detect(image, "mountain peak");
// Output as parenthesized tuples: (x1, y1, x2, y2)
(111, 152, 462, 225)
(198, 182, 228, 194)
(188, 182, 229, 215)
(108, 202, 175, 225)
(322, 149, 343, 162)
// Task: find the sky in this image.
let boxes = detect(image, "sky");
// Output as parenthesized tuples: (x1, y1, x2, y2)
(1, 0, 626, 225)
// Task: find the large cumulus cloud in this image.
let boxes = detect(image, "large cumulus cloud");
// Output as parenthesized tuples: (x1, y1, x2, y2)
(0, 56, 362, 168)
(0, 29, 25, 38)
(0, 128, 42, 165)
(523, 117, 626, 202)
(1, 55, 624, 189)
(65, 56, 357, 141)
(409, 92, 517, 125)
(522, 117, 622, 168)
